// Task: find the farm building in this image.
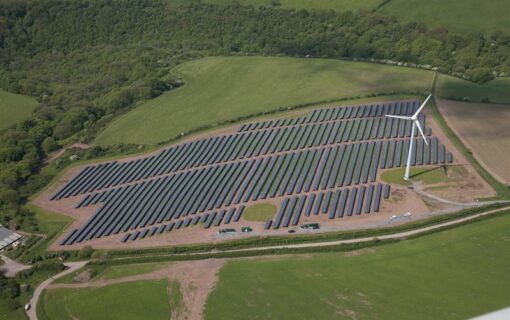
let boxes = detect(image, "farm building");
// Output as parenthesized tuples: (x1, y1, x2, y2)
(0, 225, 22, 251)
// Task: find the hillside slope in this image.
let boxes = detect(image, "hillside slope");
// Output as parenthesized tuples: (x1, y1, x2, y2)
(95, 56, 433, 145)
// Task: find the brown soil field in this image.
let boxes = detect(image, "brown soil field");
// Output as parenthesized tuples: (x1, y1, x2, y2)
(436, 98, 510, 184)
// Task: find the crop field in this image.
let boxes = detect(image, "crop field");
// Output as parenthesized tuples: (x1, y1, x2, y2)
(436, 99, 510, 184)
(0, 89, 38, 130)
(95, 56, 434, 146)
(379, 0, 509, 33)
(39, 280, 171, 320)
(436, 75, 510, 105)
(204, 212, 510, 319)
(42, 99, 455, 248)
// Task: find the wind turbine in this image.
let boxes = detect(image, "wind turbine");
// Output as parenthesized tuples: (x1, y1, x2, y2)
(386, 94, 432, 181)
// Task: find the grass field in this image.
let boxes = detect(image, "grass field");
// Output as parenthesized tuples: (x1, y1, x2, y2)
(39, 280, 171, 320)
(95, 56, 433, 146)
(0, 89, 38, 131)
(204, 0, 383, 11)
(205, 213, 510, 319)
(0, 299, 26, 320)
(379, 0, 510, 33)
(243, 203, 277, 222)
(436, 99, 510, 184)
(436, 75, 510, 105)
(380, 166, 468, 186)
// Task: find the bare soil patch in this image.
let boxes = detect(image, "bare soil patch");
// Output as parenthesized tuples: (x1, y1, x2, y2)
(49, 259, 224, 320)
(436, 98, 510, 184)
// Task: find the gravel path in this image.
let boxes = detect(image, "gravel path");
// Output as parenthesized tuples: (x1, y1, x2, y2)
(27, 261, 88, 320)
(412, 181, 509, 208)
(0, 254, 30, 277)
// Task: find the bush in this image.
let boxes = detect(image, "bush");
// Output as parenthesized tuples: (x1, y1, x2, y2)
(79, 245, 94, 258)
(7, 298, 21, 310)
(41, 137, 59, 154)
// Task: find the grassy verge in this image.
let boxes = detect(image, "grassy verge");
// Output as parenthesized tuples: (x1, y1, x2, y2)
(429, 98, 510, 198)
(380, 165, 467, 186)
(81, 204, 509, 267)
(55, 261, 173, 284)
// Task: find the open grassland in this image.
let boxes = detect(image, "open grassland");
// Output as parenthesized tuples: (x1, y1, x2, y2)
(243, 203, 277, 222)
(436, 75, 510, 105)
(379, 0, 510, 33)
(205, 213, 510, 319)
(39, 280, 171, 320)
(204, 0, 383, 11)
(0, 89, 38, 131)
(436, 99, 510, 184)
(380, 165, 468, 186)
(95, 56, 433, 146)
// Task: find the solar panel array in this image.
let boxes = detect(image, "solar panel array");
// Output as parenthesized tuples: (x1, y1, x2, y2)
(53, 100, 454, 246)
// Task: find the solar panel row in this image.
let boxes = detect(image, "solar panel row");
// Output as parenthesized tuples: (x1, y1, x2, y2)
(52, 103, 426, 200)
(271, 183, 388, 229)
(239, 101, 418, 132)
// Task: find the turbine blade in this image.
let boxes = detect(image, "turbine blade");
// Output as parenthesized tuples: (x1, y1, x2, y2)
(414, 120, 428, 145)
(414, 94, 432, 116)
(385, 115, 411, 120)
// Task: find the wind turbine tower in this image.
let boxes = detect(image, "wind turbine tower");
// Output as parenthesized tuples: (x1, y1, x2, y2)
(385, 94, 432, 181)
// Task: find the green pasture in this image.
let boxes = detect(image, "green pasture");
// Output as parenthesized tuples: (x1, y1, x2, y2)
(95, 56, 433, 146)
(0, 89, 38, 131)
(201, 0, 509, 34)
(379, 0, 510, 33)
(436, 75, 510, 105)
(205, 213, 510, 319)
(39, 280, 171, 320)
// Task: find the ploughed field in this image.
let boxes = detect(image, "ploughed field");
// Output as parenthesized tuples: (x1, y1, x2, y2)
(437, 98, 510, 184)
(46, 100, 453, 248)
